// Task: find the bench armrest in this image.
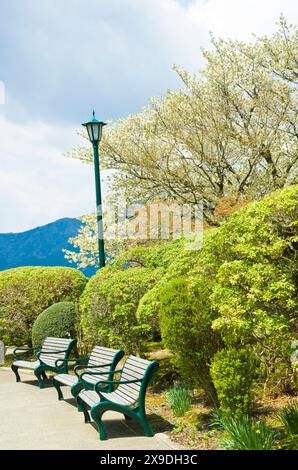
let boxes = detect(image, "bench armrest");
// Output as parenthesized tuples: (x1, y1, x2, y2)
(55, 357, 89, 368)
(80, 369, 122, 381)
(13, 347, 40, 359)
(74, 362, 113, 377)
(95, 378, 141, 393)
(37, 348, 69, 359)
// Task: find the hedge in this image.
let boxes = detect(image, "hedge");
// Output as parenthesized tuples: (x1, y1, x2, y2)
(157, 185, 298, 396)
(0, 266, 87, 346)
(80, 265, 163, 353)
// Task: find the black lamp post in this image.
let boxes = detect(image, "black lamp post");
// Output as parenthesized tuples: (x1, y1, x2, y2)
(82, 111, 107, 268)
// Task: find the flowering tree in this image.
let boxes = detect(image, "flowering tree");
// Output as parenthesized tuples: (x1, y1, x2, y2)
(66, 17, 298, 267)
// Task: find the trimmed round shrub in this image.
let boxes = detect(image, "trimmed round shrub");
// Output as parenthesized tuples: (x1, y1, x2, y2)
(32, 301, 78, 347)
(80, 266, 163, 353)
(0, 267, 87, 346)
(210, 348, 256, 417)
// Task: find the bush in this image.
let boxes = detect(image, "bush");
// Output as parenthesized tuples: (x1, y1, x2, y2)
(137, 242, 201, 340)
(166, 385, 191, 417)
(158, 185, 298, 398)
(210, 348, 256, 417)
(32, 301, 78, 347)
(0, 266, 87, 346)
(159, 276, 221, 404)
(80, 266, 162, 353)
(113, 238, 188, 271)
(207, 185, 298, 390)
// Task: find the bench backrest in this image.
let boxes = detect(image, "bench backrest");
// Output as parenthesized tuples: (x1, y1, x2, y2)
(87, 346, 125, 373)
(39, 337, 76, 365)
(119, 355, 159, 407)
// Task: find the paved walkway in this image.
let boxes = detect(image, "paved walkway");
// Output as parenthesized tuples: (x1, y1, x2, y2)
(0, 369, 174, 450)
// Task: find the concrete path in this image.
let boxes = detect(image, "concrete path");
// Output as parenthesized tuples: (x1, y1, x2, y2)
(0, 369, 174, 450)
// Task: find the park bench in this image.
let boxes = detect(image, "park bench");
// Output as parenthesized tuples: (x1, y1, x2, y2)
(76, 355, 159, 440)
(11, 337, 76, 389)
(52, 346, 125, 400)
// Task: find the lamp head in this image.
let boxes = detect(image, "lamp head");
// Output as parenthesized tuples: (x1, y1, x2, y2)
(82, 110, 106, 144)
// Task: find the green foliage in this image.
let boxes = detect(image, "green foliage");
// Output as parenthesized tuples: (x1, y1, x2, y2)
(214, 414, 278, 450)
(136, 282, 164, 340)
(32, 302, 77, 347)
(158, 185, 298, 397)
(278, 435, 298, 450)
(158, 276, 221, 404)
(277, 402, 298, 435)
(114, 238, 189, 271)
(0, 267, 87, 346)
(80, 238, 195, 349)
(166, 385, 191, 417)
(210, 348, 256, 417)
(136, 241, 199, 339)
(207, 185, 298, 391)
(80, 265, 162, 353)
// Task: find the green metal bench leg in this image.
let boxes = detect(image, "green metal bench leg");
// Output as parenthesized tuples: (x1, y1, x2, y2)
(91, 406, 107, 441)
(34, 366, 45, 389)
(138, 411, 153, 437)
(11, 364, 20, 383)
(77, 397, 91, 423)
(77, 400, 83, 412)
(53, 378, 64, 400)
(92, 402, 154, 440)
(71, 381, 84, 400)
(41, 371, 48, 381)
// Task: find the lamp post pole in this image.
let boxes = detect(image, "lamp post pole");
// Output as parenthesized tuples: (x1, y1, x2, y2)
(92, 142, 105, 268)
(82, 111, 106, 269)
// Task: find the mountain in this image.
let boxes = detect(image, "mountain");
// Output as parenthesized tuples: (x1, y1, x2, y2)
(0, 217, 96, 277)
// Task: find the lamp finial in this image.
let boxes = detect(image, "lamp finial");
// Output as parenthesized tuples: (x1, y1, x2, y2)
(92, 109, 95, 119)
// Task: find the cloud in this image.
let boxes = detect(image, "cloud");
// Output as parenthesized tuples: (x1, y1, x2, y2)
(0, 0, 297, 232)
(0, 0, 207, 124)
(191, 0, 298, 41)
(0, 115, 111, 232)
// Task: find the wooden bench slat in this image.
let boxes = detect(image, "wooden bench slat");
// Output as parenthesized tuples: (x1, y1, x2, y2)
(126, 355, 151, 367)
(89, 351, 115, 360)
(43, 338, 72, 346)
(123, 362, 148, 375)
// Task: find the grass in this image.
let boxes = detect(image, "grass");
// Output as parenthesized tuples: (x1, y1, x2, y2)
(277, 402, 298, 435)
(210, 412, 278, 450)
(166, 384, 192, 417)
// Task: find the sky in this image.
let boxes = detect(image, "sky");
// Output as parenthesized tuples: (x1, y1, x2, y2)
(0, 0, 297, 233)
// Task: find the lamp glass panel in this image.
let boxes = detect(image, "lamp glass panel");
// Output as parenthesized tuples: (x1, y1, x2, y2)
(92, 123, 100, 142)
(86, 123, 94, 142)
